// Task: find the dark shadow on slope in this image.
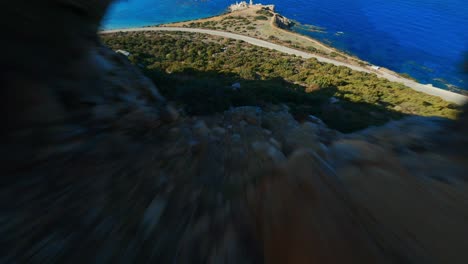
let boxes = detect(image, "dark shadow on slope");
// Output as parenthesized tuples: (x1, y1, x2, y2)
(143, 67, 409, 133)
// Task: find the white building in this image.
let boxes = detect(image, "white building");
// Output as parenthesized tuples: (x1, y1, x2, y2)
(228, 1, 262, 12)
(229, 1, 249, 12)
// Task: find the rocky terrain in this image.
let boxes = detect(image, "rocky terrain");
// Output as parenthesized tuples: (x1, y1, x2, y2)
(2, 1, 468, 263)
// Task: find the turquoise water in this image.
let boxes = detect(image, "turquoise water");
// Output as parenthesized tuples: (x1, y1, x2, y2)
(103, 0, 468, 90)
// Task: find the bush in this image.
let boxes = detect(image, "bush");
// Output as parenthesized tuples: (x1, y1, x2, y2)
(268, 35, 279, 41)
(256, 9, 273, 17)
(255, 15, 269, 21)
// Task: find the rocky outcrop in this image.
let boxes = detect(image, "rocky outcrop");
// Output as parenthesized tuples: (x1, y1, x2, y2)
(2, 1, 468, 263)
(273, 14, 295, 29)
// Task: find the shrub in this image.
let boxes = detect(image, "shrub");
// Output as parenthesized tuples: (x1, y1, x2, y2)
(268, 35, 279, 41)
(256, 9, 273, 17)
(255, 15, 269, 21)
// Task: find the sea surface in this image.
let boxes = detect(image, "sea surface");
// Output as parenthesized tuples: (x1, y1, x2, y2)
(103, 0, 468, 90)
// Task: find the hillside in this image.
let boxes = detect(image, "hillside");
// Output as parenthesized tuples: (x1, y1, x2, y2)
(101, 31, 460, 132)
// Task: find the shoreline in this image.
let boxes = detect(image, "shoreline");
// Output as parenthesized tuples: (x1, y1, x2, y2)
(101, 5, 467, 105)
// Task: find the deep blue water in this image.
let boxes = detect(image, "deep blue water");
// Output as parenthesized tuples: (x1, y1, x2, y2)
(103, 0, 468, 90)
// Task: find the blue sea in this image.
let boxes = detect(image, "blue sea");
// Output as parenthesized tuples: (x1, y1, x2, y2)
(103, 0, 468, 90)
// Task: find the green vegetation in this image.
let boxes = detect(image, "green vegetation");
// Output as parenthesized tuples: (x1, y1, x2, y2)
(101, 31, 460, 132)
(268, 35, 279, 41)
(254, 15, 269, 21)
(256, 9, 274, 17)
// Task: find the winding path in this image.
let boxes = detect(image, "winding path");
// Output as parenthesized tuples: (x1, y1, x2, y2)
(102, 27, 467, 105)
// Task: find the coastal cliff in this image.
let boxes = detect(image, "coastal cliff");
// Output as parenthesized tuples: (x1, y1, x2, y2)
(2, 1, 468, 263)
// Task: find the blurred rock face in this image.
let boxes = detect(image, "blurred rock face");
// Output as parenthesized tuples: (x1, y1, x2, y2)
(1, 1, 468, 264)
(2, 0, 110, 132)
